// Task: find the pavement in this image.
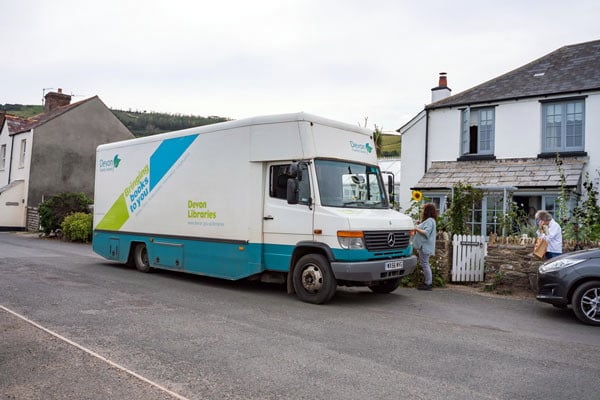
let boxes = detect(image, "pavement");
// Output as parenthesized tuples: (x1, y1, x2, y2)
(1, 306, 179, 400)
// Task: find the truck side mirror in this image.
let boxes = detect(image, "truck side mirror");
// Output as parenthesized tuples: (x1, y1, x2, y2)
(288, 162, 299, 178)
(287, 178, 299, 204)
(387, 175, 394, 197)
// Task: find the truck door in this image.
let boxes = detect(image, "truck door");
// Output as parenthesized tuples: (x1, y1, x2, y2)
(263, 162, 314, 271)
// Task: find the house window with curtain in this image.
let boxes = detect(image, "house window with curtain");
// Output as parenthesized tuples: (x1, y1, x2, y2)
(542, 99, 585, 152)
(460, 107, 495, 156)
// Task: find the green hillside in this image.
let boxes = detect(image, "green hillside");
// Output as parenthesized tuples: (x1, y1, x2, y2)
(2, 104, 401, 158)
(1, 104, 229, 137)
(1, 104, 44, 118)
(380, 134, 401, 157)
(110, 109, 229, 137)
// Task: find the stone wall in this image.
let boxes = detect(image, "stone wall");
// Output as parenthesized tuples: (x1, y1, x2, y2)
(483, 242, 544, 294)
(432, 233, 599, 295)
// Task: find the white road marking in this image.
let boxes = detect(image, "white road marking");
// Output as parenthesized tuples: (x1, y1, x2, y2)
(1, 305, 190, 400)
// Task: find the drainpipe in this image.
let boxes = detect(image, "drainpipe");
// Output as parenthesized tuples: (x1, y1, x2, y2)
(8, 134, 15, 183)
(424, 109, 430, 173)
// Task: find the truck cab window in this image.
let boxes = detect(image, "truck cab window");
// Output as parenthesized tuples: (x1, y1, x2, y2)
(270, 165, 289, 199)
(297, 163, 310, 204)
(269, 163, 311, 204)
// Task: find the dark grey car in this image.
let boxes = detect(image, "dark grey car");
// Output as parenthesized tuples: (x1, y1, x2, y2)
(536, 248, 600, 326)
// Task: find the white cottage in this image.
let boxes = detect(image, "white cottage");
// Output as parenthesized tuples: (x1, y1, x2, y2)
(398, 40, 600, 235)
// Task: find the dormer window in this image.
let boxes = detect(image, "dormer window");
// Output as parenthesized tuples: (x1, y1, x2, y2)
(541, 98, 585, 152)
(460, 107, 495, 156)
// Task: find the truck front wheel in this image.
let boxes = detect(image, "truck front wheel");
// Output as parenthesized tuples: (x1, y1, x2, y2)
(292, 254, 336, 304)
(133, 243, 151, 273)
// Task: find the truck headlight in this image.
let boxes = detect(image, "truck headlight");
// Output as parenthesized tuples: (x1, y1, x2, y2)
(337, 231, 365, 249)
(539, 258, 584, 273)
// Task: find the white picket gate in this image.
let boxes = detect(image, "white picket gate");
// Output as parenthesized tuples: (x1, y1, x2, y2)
(452, 234, 487, 282)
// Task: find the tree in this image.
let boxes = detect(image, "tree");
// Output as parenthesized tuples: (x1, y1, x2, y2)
(373, 125, 383, 158)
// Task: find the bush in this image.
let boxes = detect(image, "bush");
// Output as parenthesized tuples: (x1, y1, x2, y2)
(61, 212, 93, 242)
(39, 192, 92, 234)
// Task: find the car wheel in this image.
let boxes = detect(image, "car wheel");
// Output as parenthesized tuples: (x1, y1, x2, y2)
(572, 280, 600, 326)
(292, 254, 336, 304)
(368, 278, 401, 294)
(133, 243, 151, 273)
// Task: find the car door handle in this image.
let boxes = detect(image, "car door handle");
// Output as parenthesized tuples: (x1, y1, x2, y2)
(263, 215, 274, 220)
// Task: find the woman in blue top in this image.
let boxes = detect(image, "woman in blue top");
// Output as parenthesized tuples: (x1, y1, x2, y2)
(413, 203, 438, 291)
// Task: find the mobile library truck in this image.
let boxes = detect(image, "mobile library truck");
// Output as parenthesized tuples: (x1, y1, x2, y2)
(93, 113, 417, 303)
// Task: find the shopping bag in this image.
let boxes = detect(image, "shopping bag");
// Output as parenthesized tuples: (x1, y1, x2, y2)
(533, 238, 547, 259)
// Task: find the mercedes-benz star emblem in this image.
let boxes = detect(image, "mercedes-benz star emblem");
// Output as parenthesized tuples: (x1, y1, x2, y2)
(387, 232, 395, 247)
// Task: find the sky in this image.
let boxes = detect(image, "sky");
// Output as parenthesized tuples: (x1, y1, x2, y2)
(2, 0, 600, 133)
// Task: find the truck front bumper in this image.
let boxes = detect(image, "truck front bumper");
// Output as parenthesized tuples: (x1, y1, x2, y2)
(331, 255, 417, 282)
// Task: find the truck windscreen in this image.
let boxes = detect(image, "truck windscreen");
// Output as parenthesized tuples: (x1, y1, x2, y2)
(314, 159, 388, 209)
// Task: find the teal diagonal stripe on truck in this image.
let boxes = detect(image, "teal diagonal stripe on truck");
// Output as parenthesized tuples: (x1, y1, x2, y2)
(96, 134, 199, 230)
(149, 134, 198, 190)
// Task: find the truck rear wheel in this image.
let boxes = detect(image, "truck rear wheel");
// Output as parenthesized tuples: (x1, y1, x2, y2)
(292, 254, 336, 304)
(133, 243, 151, 273)
(368, 278, 401, 294)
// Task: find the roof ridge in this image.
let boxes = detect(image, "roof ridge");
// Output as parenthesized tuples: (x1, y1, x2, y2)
(426, 39, 600, 110)
(7, 96, 97, 134)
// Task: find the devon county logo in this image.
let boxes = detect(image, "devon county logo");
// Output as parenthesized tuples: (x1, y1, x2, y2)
(349, 141, 373, 154)
(99, 154, 122, 172)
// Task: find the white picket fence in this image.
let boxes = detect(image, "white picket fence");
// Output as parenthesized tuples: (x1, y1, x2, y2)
(452, 234, 487, 282)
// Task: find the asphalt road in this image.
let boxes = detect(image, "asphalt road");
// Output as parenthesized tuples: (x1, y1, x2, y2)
(1, 232, 599, 400)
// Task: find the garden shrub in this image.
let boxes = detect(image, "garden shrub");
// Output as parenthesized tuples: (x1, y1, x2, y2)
(38, 192, 92, 234)
(61, 212, 93, 242)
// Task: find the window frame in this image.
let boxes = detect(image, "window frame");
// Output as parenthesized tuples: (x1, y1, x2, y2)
(460, 106, 496, 157)
(541, 98, 585, 153)
(19, 139, 27, 168)
(0, 144, 6, 170)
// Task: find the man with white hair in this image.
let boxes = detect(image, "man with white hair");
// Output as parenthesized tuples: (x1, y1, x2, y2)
(535, 210, 563, 259)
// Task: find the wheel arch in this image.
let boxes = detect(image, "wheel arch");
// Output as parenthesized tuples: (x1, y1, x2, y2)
(126, 240, 147, 267)
(286, 241, 334, 294)
(567, 276, 600, 304)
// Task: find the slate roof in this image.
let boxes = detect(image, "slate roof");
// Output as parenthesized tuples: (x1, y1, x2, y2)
(427, 39, 600, 110)
(5, 96, 97, 135)
(413, 157, 587, 190)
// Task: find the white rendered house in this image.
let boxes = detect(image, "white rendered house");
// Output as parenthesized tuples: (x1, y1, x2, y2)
(398, 40, 600, 235)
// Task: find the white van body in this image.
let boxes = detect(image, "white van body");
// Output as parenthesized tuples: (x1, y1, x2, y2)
(93, 113, 417, 303)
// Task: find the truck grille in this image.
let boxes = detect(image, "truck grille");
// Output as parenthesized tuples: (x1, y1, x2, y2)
(364, 231, 411, 251)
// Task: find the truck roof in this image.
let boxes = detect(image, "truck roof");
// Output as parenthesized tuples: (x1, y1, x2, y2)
(98, 112, 373, 151)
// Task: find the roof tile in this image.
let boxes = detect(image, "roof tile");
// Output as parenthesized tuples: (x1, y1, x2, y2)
(414, 157, 587, 190)
(427, 40, 600, 109)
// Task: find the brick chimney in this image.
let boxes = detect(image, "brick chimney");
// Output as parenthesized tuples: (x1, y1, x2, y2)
(431, 72, 451, 103)
(44, 88, 72, 113)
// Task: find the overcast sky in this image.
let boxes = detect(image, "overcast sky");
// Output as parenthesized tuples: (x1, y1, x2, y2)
(2, 0, 599, 132)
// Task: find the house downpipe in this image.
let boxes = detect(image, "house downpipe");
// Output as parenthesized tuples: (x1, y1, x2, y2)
(424, 109, 429, 172)
(8, 134, 15, 184)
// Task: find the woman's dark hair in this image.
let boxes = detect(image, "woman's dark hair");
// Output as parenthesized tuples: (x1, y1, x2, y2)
(421, 203, 438, 221)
